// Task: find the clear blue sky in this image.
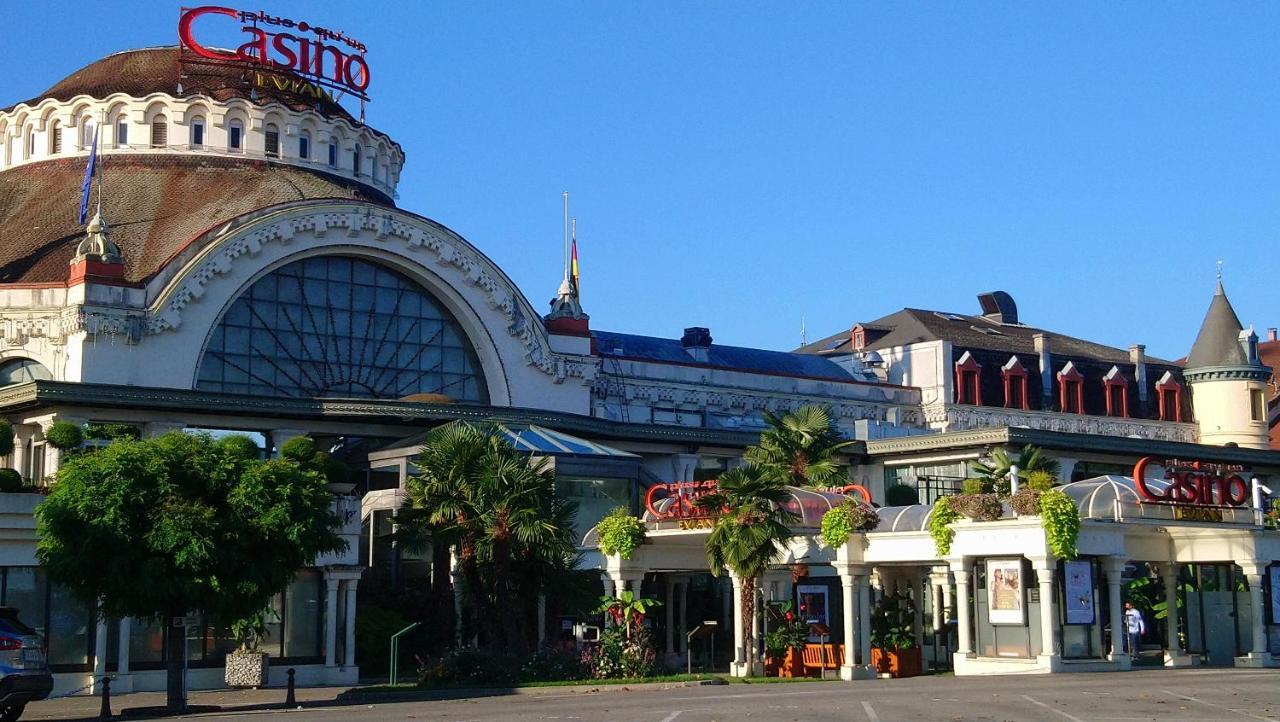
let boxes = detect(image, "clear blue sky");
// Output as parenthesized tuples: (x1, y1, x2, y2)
(6, 2, 1278, 361)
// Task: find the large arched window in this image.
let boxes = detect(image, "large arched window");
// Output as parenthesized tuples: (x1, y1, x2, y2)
(0, 359, 51, 386)
(196, 256, 488, 401)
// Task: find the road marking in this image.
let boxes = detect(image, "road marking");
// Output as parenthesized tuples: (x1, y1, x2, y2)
(861, 700, 880, 722)
(1021, 694, 1088, 722)
(1162, 689, 1280, 722)
(657, 712, 683, 722)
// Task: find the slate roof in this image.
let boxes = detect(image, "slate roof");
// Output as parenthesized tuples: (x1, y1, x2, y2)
(0, 154, 392, 285)
(3, 47, 356, 121)
(798, 308, 1176, 365)
(1185, 281, 1248, 368)
(593, 330, 864, 382)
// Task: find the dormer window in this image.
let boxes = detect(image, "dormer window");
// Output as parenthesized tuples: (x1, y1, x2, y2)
(150, 115, 168, 148)
(81, 118, 96, 149)
(1001, 356, 1029, 410)
(1156, 371, 1183, 422)
(1057, 362, 1084, 414)
(1102, 366, 1129, 418)
(49, 120, 61, 154)
(955, 351, 982, 405)
(264, 123, 280, 157)
(299, 131, 311, 160)
(1251, 389, 1265, 422)
(115, 118, 128, 147)
(190, 117, 205, 147)
(26, 128, 34, 158)
(327, 140, 337, 167)
(228, 120, 243, 151)
(352, 144, 361, 176)
(852, 325, 866, 351)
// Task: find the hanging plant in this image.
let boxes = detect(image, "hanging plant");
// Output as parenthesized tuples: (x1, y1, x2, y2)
(949, 493, 1002, 522)
(929, 497, 960, 557)
(819, 501, 879, 548)
(44, 421, 83, 451)
(1038, 489, 1079, 560)
(596, 506, 645, 559)
(1010, 487, 1041, 516)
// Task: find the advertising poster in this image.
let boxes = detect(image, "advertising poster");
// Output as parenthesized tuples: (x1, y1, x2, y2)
(1063, 560, 1096, 625)
(986, 558, 1025, 625)
(796, 584, 829, 641)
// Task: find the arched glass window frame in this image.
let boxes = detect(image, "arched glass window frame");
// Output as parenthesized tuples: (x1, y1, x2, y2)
(81, 117, 97, 149)
(196, 256, 489, 402)
(264, 123, 280, 157)
(299, 131, 311, 160)
(150, 115, 168, 148)
(228, 120, 243, 151)
(190, 116, 205, 147)
(48, 120, 62, 154)
(0, 358, 52, 387)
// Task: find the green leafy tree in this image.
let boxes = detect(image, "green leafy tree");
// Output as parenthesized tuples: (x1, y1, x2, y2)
(401, 422, 577, 654)
(697, 465, 798, 675)
(745, 406, 855, 487)
(35, 432, 344, 712)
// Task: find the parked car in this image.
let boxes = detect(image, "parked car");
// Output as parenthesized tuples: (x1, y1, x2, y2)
(0, 608, 52, 721)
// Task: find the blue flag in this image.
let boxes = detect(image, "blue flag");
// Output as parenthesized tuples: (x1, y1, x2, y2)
(77, 126, 99, 225)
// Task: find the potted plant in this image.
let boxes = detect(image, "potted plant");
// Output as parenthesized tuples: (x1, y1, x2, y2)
(869, 590, 922, 678)
(225, 610, 274, 688)
(762, 601, 807, 677)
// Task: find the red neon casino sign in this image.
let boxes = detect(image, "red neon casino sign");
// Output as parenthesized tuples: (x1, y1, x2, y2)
(178, 6, 370, 100)
(1132, 456, 1250, 507)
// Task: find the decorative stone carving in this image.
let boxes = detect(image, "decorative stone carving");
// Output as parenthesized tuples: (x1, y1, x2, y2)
(922, 403, 1196, 443)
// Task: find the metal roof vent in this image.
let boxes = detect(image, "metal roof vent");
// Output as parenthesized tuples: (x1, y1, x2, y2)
(978, 291, 1018, 325)
(681, 327, 713, 362)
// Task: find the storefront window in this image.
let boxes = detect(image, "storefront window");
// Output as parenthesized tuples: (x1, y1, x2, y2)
(556, 477, 632, 542)
(4, 568, 45, 636)
(283, 571, 323, 660)
(47, 582, 91, 669)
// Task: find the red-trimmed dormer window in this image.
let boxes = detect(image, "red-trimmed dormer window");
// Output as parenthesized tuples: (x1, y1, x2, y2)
(1057, 362, 1084, 414)
(851, 325, 866, 351)
(955, 351, 982, 405)
(1002, 356, 1030, 410)
(1156, 371, 1184, 422)
(1102, 366, 1129, 418)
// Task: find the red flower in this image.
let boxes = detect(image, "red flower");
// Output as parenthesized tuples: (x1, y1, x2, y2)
(785, 611, 795, 622)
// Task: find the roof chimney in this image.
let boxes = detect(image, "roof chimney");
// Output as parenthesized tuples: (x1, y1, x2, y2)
(977, 291, 1018, 325)
(681, 327, 713, 363)
(1033, 333, 1052, 405)
(1129, 344, 1148, 405)
(1269, 328, 1277, 342)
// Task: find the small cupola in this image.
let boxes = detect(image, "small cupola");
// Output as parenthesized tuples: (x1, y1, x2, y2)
(68, 210, 125, 284)
(681, 327, 713, 362)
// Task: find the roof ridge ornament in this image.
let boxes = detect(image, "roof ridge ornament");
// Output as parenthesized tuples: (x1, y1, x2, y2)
(72, 210, 123, 265)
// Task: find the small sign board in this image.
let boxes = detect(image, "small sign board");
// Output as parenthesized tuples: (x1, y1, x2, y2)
(172, 616, 200, 628)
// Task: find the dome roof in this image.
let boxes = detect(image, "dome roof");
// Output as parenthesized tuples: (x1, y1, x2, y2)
(1058, 475, 1252, 524)
(0, 154, 391, 285)
(4, 47, 355, 121)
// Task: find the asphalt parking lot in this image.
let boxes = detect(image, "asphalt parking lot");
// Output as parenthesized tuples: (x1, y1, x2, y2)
(28, 668, 1280, 722)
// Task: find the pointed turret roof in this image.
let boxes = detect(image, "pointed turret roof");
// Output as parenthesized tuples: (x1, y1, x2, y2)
(1186, 280, 1248, 368)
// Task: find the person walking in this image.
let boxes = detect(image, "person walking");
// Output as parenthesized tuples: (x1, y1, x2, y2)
(1123, 601, 1145, 658)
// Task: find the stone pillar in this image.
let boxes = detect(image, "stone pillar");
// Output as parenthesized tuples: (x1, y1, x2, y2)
(951, 562, 973, 656)
(117, 617, 131, 675)
(930, 570, 946, 632)
(1237, 562, 1276, 667)
(324, 575, 340, 667)
(857, 575, 872, 668)
(677, 580, 689, 654)
(664, 577, 676, 656)
(839, 573, 857, 679)
(1158, 563, 1193, 667)
(93, 614, 109, 679)
(1103, 556, 1128, 663)
(730, 574, 746, 676)
(343, 579, 358, 668)
(1034, 559, 1058, 663)
(10, 425, 29, 481)
(602, 573, 614, 600)
(912, 572, 926, 649)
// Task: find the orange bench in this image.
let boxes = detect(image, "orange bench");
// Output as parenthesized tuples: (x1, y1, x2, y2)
(800, 643, 845, 673)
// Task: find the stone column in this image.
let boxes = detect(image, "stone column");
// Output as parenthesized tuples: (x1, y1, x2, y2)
(951, 562, 973, 656)
(731, 574, 746, 676)
(343, 579, 358, 668)
(677, 580, 689, 654)
(664, 577, 676, 656)
(857, 575, 872, 668)
(839, 573, 857, 679)
(1103, 556, 1128, 662)
(1034, 560, 1058, 663)
(1158, 563, 1192, 666)
(602, 573, 614, 600)
(324, 575, 340, 667)
(10, 425, 29, 481)
(117, 617, 131, 675)
(930, 569, 947, 632)
(93, 614, 109, 679)
(1237, 562, 1275, 667)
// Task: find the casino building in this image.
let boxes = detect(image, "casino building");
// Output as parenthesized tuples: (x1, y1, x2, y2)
(0, 22, 1279, 693)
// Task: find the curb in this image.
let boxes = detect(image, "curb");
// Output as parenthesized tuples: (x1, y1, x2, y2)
(336, 678, 727, 703)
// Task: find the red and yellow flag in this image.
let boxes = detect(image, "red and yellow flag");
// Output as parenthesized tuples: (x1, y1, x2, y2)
(570, 237, 580, 298)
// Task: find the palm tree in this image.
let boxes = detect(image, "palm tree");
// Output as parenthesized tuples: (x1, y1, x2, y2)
(697, 465, 798, 675)
(745, 406, 855, 487)
(596, 590, 661, 639)
(969, 444, 1061, 494)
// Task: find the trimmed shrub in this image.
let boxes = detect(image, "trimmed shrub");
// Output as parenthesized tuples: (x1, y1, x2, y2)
(0, 421, 13, 457)
(950, 493, 1003, 522)
(1010, 487, 1041, 516)
(44, 421, 83, 451)
(216, 434, 262, 461)
(279, 436, 317, 463)
(961, 478, 988, 496)
(1026, 470, 1057, 492)
(820, 502, 880, 548)
(884, 483, 919, 506)
(0, 469, 23, 493)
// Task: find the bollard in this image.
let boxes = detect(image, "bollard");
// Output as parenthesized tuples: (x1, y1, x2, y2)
(285, 668, 296, 707)
(98, 676, 112, 720)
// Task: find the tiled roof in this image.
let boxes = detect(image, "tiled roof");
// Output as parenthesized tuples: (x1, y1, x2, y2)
(4, 47, 355, 121)
(593, 330, 860, 382)
(0, 155, 392, 284)
(1186, 281, 1248, 369)
(799, 308, 1177, 365)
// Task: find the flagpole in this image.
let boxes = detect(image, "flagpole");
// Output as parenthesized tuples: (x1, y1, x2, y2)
(94, 123, 103, 218)
(562, 191, 569, 280)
